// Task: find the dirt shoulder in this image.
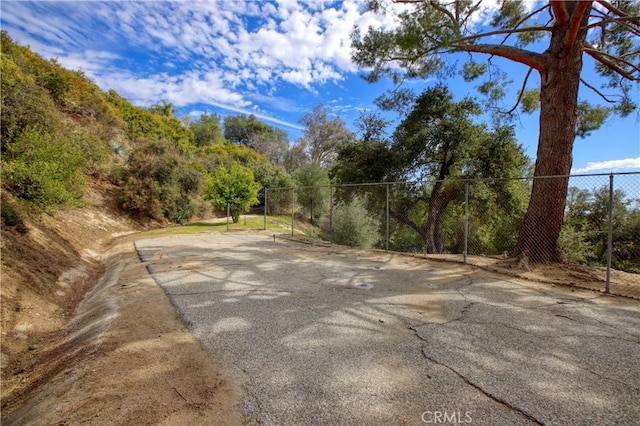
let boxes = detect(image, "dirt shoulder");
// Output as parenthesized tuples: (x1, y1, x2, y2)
(2, 237, 246, 425)
(1, 181, 245, 424)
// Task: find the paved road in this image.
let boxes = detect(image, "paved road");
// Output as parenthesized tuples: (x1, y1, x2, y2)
(135, 233, 640, 426)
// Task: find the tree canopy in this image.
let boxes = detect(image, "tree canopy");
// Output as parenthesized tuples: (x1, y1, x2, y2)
(296, 104, 355, 168)
(204, 164, 261, 223)
(333, 85, 530, 253)
(224, 114, 289, 165)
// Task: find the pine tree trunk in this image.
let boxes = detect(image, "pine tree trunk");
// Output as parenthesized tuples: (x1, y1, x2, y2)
(513, 2, 590, 263)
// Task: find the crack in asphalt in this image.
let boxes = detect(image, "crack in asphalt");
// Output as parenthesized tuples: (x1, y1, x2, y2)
(418, 341, 545, 426)
(407, 322, 544, 425)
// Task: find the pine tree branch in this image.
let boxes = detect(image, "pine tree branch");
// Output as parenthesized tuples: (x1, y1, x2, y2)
(499, 4, 550, 45)
(452, 43, 545, 72)
(583, 43, 640, 80)
(507, 68, 534, 114)
(584, 43, 640, 80)
(458, 26, 552, 45)
(459, 0, 484, 29)
(595, 0, 640, 26)
(565, 1, 593, 49)
(550, 1, 569, 26)
(586, 15, 640, 37)
(580, 78, 618, 103)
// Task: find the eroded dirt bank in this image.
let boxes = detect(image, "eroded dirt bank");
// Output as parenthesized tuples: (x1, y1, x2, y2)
(2, 239, 245, 425)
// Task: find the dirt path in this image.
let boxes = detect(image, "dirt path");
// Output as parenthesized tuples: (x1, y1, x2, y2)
(2, 239, 246, 426)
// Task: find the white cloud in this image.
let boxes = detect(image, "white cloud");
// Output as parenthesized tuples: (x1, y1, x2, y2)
(0, 0, 399, 124)
(571, 158, 640, 173)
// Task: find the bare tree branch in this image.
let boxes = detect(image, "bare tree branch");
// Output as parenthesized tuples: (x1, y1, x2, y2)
(580, 78, 618, 103)
(451, 43, 545, 72)
(507, 67, 534, 114)
(583, 43, 638, 81)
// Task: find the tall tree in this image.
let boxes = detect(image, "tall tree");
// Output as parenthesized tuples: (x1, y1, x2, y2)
(295, 163, 331, 225)
(332, 85, 529, 253)
(298, 104, 355, 168)
(223, 114, 289, 165)
(352, 0, 639, 262)
(189, 112, 225, 147)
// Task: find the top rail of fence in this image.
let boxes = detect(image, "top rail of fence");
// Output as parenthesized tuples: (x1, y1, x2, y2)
(265, 171, 640, 191)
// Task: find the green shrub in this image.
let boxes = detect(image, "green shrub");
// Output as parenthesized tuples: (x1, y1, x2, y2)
(0, 196, 28, 234)
(1, 127, 86, 210)
(1, 54, 60, 148)
(116, 140, 203, 223)
(331, 196, 380, 249)
(204, 164, 261, 223)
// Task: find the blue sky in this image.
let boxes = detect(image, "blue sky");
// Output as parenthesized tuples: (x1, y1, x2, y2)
(1, 0, 638, 174)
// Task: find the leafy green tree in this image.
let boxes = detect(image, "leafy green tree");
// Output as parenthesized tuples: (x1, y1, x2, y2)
(332, 85, 528, 253)
(295, 163, 331, 225)
(284, 140, 309, 173)
(333, 85, 529, 253)
(204, 164, 261, 223)
(224, 114, 289, 165)
(352, 0, 639, 262)
(189, 112, 225, 147)
(252, 160, 296, 214)
(561, 185, 639, 272)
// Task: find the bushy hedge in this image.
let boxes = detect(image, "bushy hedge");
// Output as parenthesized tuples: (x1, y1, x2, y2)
(114, 140, 204, 223)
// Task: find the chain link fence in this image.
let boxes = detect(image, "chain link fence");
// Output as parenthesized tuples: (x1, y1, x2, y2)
(264, 172, 640, 298)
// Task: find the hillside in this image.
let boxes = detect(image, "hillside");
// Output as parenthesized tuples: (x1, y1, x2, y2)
(0, 32, 293, 416)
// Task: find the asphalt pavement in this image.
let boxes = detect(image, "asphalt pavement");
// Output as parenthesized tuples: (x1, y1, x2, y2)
(135, 233, 640, 426)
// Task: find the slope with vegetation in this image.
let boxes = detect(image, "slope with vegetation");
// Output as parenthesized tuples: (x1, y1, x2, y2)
(0, 32, 300, 413)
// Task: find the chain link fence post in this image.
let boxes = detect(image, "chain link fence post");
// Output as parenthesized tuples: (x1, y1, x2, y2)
(264, 187, 268, 231)
(464, 181, 469, 265)
(386, 183, 390, 252)
(291, 187, 295, 236)
(329, 184, 333, 245)
(606, 173, 614, 293)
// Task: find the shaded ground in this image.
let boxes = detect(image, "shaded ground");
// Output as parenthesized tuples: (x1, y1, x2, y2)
(425, 253, 640, 299)
(135, 233, 640, 425)
(1, 182, 244, 424)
